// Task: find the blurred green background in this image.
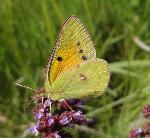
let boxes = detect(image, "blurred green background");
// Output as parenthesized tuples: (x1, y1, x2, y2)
(0, 0, 150, 138)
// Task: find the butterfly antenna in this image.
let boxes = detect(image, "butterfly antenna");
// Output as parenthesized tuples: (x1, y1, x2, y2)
(15, 83, 36, 111)
(16, 83, 36, 91)
(24, 98, 33, 111)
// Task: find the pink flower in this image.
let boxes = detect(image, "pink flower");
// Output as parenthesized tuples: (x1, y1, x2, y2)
(143, 104, 150, 119)
(129, 128, 142, 138)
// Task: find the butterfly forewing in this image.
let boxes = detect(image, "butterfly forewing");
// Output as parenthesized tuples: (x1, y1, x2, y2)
(47, 16, 96, 85)
(50, 59, 110, 100)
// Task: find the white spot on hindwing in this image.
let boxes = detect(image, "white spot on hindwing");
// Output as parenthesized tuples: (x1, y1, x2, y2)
(79, 73, 86, 81)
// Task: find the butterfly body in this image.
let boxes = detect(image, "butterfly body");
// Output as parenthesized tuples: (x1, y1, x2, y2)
(44, 15, 110, 100)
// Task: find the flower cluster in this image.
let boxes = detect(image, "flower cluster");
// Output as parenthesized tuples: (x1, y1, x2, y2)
(28, 90, 93, 138)
(129, 104, 150, 138)
(129, 128, 143, 138)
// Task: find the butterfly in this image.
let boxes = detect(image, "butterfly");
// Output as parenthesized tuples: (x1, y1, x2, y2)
(44, 15, 110, 100)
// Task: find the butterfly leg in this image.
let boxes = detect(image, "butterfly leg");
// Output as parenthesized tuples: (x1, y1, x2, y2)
(59, 99, 74, 111)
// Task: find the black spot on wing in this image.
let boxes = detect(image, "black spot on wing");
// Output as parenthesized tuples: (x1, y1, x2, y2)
(57, 56, 63, 61)
(79, 49, 83, 53)
(81, 55, 87, 60)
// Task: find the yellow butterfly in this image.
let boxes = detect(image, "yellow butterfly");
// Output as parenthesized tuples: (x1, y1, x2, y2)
(44, 15, 110, 100)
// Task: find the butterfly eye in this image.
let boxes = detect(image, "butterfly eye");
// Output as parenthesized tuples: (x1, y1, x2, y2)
(57, 56, 63, 61)
(81, 55, 87, 60)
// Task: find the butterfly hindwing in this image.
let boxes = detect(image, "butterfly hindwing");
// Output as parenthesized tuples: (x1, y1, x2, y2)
(47, 16, 96, 85)
(50, 59, 110, 100)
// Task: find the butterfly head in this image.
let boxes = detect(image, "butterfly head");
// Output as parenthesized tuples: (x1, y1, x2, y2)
(16, 83, 51, 108)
